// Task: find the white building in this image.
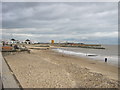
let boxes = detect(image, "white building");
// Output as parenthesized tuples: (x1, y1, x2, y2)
(9, 39, 18, 44)
(24, 39, 31, 44)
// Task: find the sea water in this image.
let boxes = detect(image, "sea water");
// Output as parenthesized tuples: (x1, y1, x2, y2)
(52, 45, 118, 67)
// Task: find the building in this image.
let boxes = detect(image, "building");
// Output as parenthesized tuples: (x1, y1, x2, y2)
(9, 39, 20, 44)
(25, 39, 31, 44)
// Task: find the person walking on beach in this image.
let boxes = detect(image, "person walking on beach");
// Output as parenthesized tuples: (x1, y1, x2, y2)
(105, 58, 107, 62)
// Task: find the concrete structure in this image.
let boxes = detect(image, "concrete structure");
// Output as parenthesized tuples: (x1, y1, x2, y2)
(1, 52, 20, 88)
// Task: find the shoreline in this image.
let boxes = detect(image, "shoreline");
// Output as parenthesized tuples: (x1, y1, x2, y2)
(50, 49, 119, 80)
(52, 48, 118, 68)
(51, 46, 118, 68)
(3, 48, 119, 88)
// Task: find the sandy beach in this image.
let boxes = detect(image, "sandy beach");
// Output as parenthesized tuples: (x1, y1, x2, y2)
(3, 46, 119, 88)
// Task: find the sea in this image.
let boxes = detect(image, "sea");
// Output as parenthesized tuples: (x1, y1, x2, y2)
(52, 45, 119, 67)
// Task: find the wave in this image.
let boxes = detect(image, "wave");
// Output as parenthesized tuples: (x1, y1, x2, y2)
(52, 48, 118, 66)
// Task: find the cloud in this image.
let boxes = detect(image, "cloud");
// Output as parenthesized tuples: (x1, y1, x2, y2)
(2, 2, 118, 44)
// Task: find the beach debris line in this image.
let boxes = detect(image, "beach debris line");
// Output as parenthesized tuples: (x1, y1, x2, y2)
(29, 47, 49, 50)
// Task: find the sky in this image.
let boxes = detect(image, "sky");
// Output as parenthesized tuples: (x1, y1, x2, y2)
(2, 2, 118, 44)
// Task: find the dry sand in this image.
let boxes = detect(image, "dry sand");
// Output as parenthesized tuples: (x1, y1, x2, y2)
(3, 47, 119, 88)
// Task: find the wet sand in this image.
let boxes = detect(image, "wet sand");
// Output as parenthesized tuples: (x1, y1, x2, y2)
(3, 48, 119, 88)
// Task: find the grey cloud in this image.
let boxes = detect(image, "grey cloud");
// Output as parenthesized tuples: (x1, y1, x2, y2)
(2, 2, 118, 44)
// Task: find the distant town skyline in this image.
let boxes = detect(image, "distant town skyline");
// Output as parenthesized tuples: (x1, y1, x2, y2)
(2, 2, 118, 44)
